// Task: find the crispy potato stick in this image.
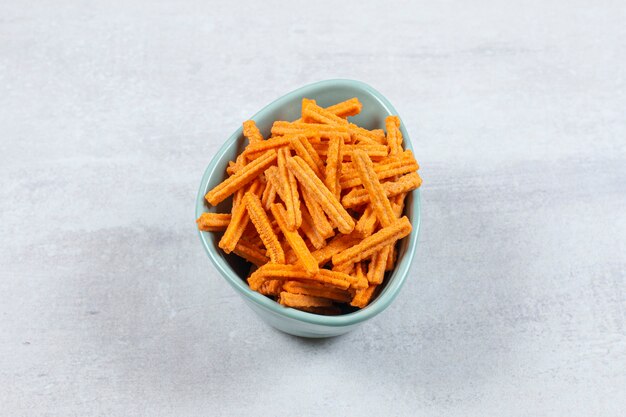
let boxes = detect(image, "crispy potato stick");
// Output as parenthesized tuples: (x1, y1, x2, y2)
(243, 192, 285, 264)
(242, 120, 264, 144)
(341, 172, 421, 208)
(196, 213, 231, 232)
(310, 234, 361, 266)
(264, 165, 288, 202)
(277, 147, 301, 230)
(282, 281, 352, 303)
(278, 292, 334, 308)
(299, 204, 327, 250)
(302, 100, 350, 125)
(332, 216, 412, 266)
(385, 116, 403, 155)
(271, 203, 318, 275)
(350, 284, 378, 308)
(286, 156, 355, 234)
(354, 205, 379, 238)
(289, 134, 324, 179)
(248, 264, 351, 290)
(271, 121, 351, 141)
(385, 193, 408, 271)
(257, 279, 283, 296)
(352, 149, 395, 227)
(300, 186, 334, 239)
(218, 181, 263, 253)
(261, 180, 277, 211)
(293, 97, 362, 122)
(367, 246, 390, 284)
(349, 124, 385, 145)
(312, 142, 388, 161)
(340, 153, 419, 188)
(244, 137, 291, 160)
(324, 134, 343, 200)
(333, 262, 354, 275)
(233, 239, 270, 266)
(205, 150, 276, 206)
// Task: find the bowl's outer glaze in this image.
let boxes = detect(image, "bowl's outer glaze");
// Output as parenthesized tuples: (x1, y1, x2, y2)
(196, 79, 421, 337)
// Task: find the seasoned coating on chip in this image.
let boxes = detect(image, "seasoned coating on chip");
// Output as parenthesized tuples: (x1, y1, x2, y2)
(196, 213, 231, 232)
(243, 192, 285, 264)
(242, 120, 264, 144)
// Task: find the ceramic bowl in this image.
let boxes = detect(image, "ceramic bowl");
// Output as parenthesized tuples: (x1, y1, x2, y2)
(196, 79, 421, 337)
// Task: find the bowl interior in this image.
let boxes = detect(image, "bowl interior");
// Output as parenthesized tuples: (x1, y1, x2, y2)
(196, 79, 421, 326)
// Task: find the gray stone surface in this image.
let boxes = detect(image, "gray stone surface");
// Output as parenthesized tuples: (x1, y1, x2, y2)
(1, 1, 625, 416)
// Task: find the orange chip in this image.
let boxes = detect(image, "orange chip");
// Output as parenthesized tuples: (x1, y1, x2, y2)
(196, 213, 231, 232)
(243, 192, 285, 264)
(286, 156, 355, 234)
(366, 246, 390, 284)
(324, 134, 343, 200)
(289, 134, 324, 179)
(302, 100, 350, 126)
(341, 172, 421, 209)
(282, 281, 352, 303)
(299, 203, 328, 250)
(257, 279, 283, 296)
(350, 284, 378, 308)
(293, 97, 362, 122)
(354, 205, 379, 238)
(278, 291, 334, 308)
(385, 116, 403, 155)
(261, 180, 277, 211)
(310, 233, 360, 266)
(272, 121, 351, 141)
(248, 264, 351, 290)
(242, 120, 264, 144)
(277, 147, 302, 230)
(300, 186, 334, 239)
(218, 180, 264, 253)
(233, 239, 270, 266)
(340, 150, 418, 189)
(270, 203, 318, 275)
(352, 149, 395, 228)
(333, 216, 412, 266)
(205, 149, 277, 206)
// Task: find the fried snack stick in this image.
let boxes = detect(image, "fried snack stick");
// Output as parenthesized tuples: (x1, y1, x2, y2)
(300, 186, 334, 239)
(242, 120, 264, 144)
(310, 234, 361, 266)
(351, 284, 378, 308)
(282, 281, 352, 303)
(219, 180, 264, 253)
(286, 156, 355, 234)
(340, 153, 419, 188)
(278, 292, 334, 309)
(324, 134, 343, 200)
(248, 264, 351, 291)
(196, 213, 231, 232)
(233, 239, 270, 266)
(271, 121, 351, 141)
(341, 172, 421, 208)
(293, 97, 362, 122)
(349, 124, 385, 144)
(261, 181, 277, 211)
(302, 100, 349, 126)
(243, 192, 285, 264)
(385, 193, 407, 271)
(352, 149, 395, 227)
(332, 216, 412, 266)
(312, 142, 389, 161)
(354, 205, 379, 238)
(299, 204, 327, 250)
(264, 166, 288, 201)
(244, 137, 292, 160)
(205, 149, 276, 206)
(257, 279, 283, 296)
(289, 134, 324, 179)
(270, 203, 318, 275)
(385, 116, 403, 155)
(277, 147, 301, 230)
(367, 246, 391, 284)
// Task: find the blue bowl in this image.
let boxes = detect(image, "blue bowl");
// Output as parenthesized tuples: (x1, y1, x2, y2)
(196, 79, 421, 337)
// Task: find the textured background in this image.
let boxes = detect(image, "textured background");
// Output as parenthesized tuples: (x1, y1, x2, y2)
(1, 1, 625, 416)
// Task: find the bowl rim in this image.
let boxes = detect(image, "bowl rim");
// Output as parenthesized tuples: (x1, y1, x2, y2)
(196, 78, 421, 327)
